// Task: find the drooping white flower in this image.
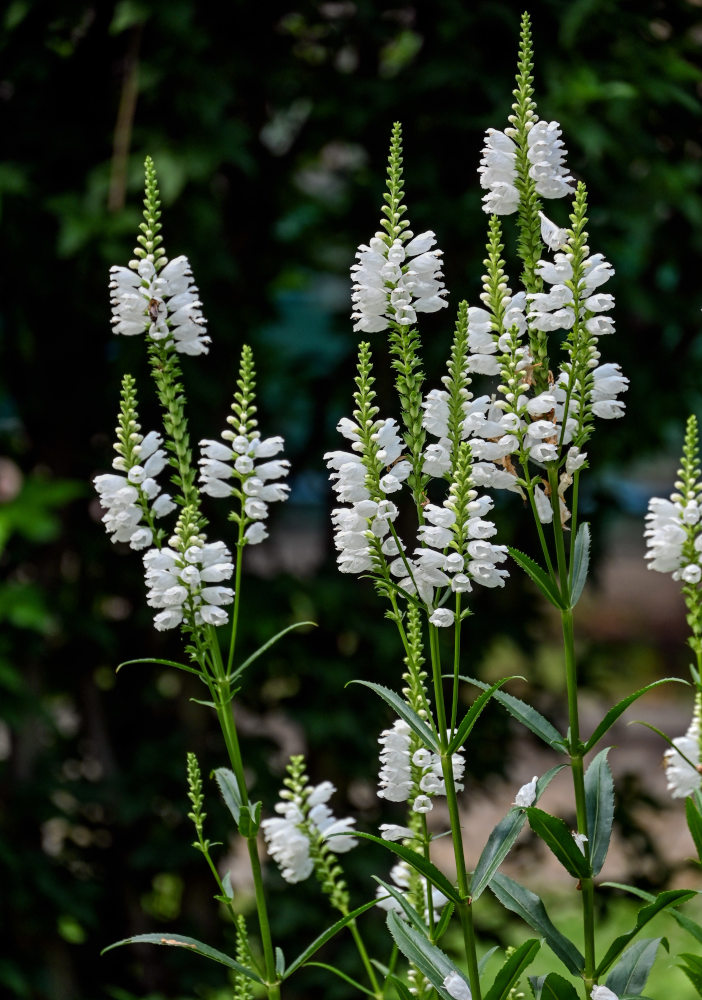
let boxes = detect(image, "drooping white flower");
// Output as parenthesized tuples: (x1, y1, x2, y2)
(94, 430, 175, 550)
(377, 720, 413, 802)
(143, 538, 234, 631)
(262, 777, 357, 885)
(350, 232, 448, 334)
(645, 497, 699, 579)
(526, 120, 574, 199)
(110, 255, 210, 356)
(478, 128, 519, 215)
(664, 712, 702, 799)
(590, 987, 618, 1000)
(444, 970, 473, 1000)
(513, 775, 538, 808)
(572, 831, 588, 855)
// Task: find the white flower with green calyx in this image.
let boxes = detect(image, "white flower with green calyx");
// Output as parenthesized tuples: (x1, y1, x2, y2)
(143, 505, 234, 632)
(262, 756, 356, 896)
(198, 344, 290, 546)
(350, 122, 448, 334)
(109, 157, 210, 357)
(478, 13, 573, 217)
(94, 374, 175, 550)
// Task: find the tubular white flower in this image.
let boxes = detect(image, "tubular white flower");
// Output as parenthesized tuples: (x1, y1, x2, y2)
(664, 712, 702, 799)
(526, 120, 574, 199)
(444, 971, 473, 1000)
(143, 538, 234, 631)
(478, 128, 519, 215)
(591, 986, 618, 1000)
(110, 255, 210, 356)
(94, 430, 175, 550)
(645, 494, 701, 579)
(513, 775, 538, 807)
(350, 233, 448, 333)
(377, 719, 413, 802)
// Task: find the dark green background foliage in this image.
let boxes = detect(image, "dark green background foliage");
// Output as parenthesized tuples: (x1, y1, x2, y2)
(1, 1, 701, 997)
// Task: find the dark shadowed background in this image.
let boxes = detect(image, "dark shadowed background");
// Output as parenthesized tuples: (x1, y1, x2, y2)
(2, 1, 702, 997)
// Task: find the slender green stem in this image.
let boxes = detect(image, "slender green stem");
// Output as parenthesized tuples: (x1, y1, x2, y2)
(450, 593, 462, 735)
(428, 624, 482, 1000)
(421, 814, 436, 937)
(227, 515, 246, 674)
(525, 478, 557, 579)
(347, 918, 382, 999)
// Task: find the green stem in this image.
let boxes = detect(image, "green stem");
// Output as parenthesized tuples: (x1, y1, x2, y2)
(428, 624, 482, 1000)
(347, 918, 382, 999)
(450, 593, 462, 735)
(227, 514, 246, 674)
(525, 477, 557, 579)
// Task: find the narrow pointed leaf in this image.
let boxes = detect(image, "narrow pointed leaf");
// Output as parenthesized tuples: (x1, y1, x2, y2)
(528, 972, 580, 999)
(685, 794, 702, 861)
(214, 767, 242, 825)
(489, 872, 584, 974)
(484, 938, 540, 1000)
(479, 945, 500, 973)
(275, 947, 285, 977)
(303, 961, 376, 997)
(435, 901, 455, 940)
(605, 937, 665, 996)
(525, 807, 591, 879)
(585, 748, 614, 876)
(387, 974, 415, 1000)
(602, 882, 702, 946)
(569, 522, 590, 608)
(448, 676, 523, 754)
(231, 621, 316, 682)
(596, 890, 697, 976)
(508, 546, 566, 609)
(584, 678, 687, 753)
(373, 877, 427, 934)
(353, 831, 460, 904)
(117, 656, 203, 677)
(678, 953, 702, 994)
(458, 676, 565, 751)
(386, 911, 463, 998)
(350, 681, 439, 751)
(284, 896, 380, 977)
(472, 766, 566, 900)
(101, 933, 262, 982)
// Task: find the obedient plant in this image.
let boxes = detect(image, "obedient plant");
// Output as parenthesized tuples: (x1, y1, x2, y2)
(95, 13, 702, 1000)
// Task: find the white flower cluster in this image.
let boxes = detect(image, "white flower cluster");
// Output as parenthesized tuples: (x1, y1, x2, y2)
(199, 430, 290, 546)
(377, 719, 465, 813)
(325, 414, 408, 574)
(262, 779, 357, 885)
(350, 231, 448, 334)
(143, 539, 234, 631)
(644, 494, 702, 583)
(479, 119, 574, 215)
(663, 712, 702, 799)
(110, 255, 210, 356)
(94, 430, 175, 550)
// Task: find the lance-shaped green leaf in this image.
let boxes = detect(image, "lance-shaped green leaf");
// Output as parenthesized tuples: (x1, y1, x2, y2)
(605, 937, 666, 997)
(489, 872, 584, 975)
(568, 522, 590, 608)
(458, 676, 565, 751)
(117, 656, 203, 678)
(528, 973, 580, 1000)
(447, 676, 523, 755)
(685, 793, 702, 862)
(602, 881, 702, 946)
(373, 877, 427, 935)
(386, 911, 465, 999)
(352, 831, 461, 904)
(230, 621, 316, 683)
(484, 938, 540, 1000)
(596, 889, 697, 976)
(214, 767, 243, 825)
(471, 765, 566, 901)
(583, 678, 687, 753)
(101, 933, 262, 983)
(284, 896, 380, 978)
(435, 902, 455, 940)
(304, 962, 376, 997)
(585, 748, 614, 876)
(275, 947, 285, 977)
(508, 546, 566, 610)
(678, 953, 702, 994)
(525, 807, 591, 879)
(387, 974, 415, 1000)
(350, 680, 439, 751)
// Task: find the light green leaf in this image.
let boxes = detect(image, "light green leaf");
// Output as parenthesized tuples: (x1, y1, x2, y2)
(605, 937, 666, 996)
(685, 794, 702, 862)
(117, 656, 203, 678)
(602, 882, 702, 946)
(101, 933, 262, 982)
(508, 546, 566, 609)
(585, 748, 614, 876)
(353, 831, 461, 904)
(303, 961, 377, 996)
(214, 767, 242, 825)
(373, 877, 427, 934)
(447, 677, 522, 755)
(583, 678, 687, 753)
(596, 890, 697, 976)
(284, 896, 380, 978)
(678, 953, 702, 994)
(350, 680, 439, 752)
(525, 808, 591, 879)
(489, 872, 584, 974)
(458, 676, 565, 751)
(231, 621, 316, 683)
(484, 938, 540, 1000)
(528, 972, 580, 999)
(569, 522, 590, 608)
(386, 911, 464, 998)
(472, 766, 566, 901)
